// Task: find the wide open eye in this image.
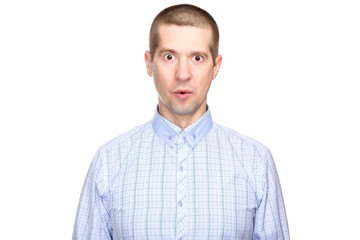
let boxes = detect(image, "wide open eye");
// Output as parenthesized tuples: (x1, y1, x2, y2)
(164, 53, 174, 61)
(193, 55, 203, 62)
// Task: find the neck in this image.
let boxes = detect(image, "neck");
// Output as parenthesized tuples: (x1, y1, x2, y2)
(158, 103, 207, 130)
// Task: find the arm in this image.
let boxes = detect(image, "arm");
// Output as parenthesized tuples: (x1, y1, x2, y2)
(253, 150, 290, 240)
(73, 152, 112, 240)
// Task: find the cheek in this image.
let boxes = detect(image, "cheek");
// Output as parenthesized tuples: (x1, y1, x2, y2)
(153, 64, 172, 81)
(155, 66, 175, 84)
(153, 72, 172, 95)
(154, 72, 168, 88)
(196, 68, 214, 88)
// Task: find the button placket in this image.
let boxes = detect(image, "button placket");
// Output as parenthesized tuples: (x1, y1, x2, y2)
(176, 133, 190, 240)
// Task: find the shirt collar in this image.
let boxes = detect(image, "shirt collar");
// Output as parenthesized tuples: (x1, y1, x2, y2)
(152, 105, 213, 149)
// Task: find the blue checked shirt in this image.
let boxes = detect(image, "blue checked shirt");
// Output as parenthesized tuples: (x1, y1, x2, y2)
(73, 108, 289, 240)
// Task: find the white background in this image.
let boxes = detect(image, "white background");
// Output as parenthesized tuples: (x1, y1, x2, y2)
(0, 0, 359, 239)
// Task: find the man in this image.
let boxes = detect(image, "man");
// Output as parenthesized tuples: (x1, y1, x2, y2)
(73, 4, 289, 240)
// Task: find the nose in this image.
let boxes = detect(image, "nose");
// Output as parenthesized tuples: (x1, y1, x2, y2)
(175, 58, 191, 81)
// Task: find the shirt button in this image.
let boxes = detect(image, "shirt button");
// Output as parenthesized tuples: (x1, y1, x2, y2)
(168, 135, 172, 140)
(179, 165, 183, 171)
(178, 201, 183, 207)
(183, 136, 186, 141)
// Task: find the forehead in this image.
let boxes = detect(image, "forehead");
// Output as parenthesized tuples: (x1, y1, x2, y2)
(156, 24, 213, 54)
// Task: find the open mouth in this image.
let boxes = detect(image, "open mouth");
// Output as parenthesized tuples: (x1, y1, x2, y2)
(175, 89, 191, 94)
(174, 90, 192, 99)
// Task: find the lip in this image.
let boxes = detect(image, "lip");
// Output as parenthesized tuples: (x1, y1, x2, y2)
(173, 89, 193, 100)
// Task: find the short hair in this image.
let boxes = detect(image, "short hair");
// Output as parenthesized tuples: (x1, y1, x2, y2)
(149, 4, 219, 64)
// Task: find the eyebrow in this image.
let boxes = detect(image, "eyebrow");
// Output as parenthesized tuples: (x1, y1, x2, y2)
(158, 48, 178, 56)
(190, 51, 209, 59)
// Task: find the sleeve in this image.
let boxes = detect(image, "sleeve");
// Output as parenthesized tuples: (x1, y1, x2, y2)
(72, 152, 112, 240)
(253, 150, 290, 240)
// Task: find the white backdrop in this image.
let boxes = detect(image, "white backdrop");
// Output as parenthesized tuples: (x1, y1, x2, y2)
(1, 0, 359, 239)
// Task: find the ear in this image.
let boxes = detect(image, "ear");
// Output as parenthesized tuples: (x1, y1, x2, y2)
(212, 54, 222, 80)
(145, 51, 153, 77)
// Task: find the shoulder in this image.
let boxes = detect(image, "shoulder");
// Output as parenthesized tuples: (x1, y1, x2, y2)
(89, 121, 153, 188)
(96, 120, 153, 155)
(211, 123, 276, 196)
(211, 122, 270, 157)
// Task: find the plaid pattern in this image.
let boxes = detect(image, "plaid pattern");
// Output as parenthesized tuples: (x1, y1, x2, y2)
(73, 108, 289, 240)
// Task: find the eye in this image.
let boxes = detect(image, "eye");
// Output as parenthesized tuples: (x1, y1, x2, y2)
(193, 55, 203, 62)
(164, 53, 174, 61)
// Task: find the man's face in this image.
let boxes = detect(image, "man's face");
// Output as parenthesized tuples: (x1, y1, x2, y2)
(145, 24, 222, 121)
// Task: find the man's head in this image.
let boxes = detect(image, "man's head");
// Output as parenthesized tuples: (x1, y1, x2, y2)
(145, 4, 222, 128)
(149, 4, 219, 64)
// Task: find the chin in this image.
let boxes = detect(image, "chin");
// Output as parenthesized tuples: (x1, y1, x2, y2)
(170, 104, 200, 116)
